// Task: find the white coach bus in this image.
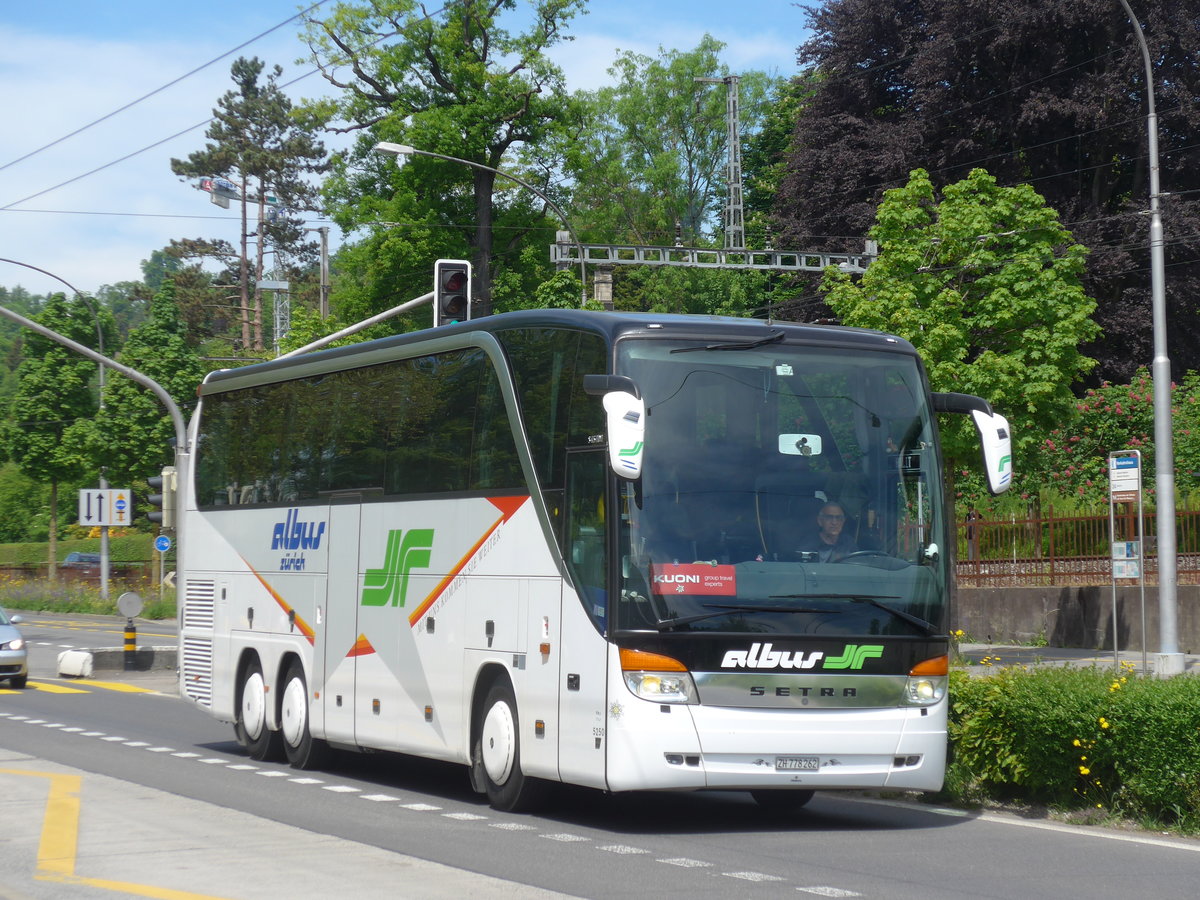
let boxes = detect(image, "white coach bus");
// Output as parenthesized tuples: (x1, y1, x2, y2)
(177, 309, 1010, 811)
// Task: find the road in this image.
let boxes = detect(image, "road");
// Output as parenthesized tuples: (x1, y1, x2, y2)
(3, 613, 1200, 899)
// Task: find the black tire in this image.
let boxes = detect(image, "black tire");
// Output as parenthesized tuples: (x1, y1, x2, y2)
(750, 789, 815, 812)
(9, 674, 26, 689)
(280, 660, 330, 770)
(473, 680, 547, 812)
(234, 658, 283, 762)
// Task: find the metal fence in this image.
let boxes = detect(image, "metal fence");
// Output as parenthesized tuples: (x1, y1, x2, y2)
(956, 505, 1200, 587)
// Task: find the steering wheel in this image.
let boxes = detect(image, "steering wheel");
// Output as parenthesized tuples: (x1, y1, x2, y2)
(835, 550, 890, 562)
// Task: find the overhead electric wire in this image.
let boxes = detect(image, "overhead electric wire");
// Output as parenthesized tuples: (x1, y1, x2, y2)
(0, 5, 447, 212)
(0, 1, 333, 175)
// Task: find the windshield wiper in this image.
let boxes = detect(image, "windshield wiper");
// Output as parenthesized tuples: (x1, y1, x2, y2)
(655, 602, 825, 632)
(669, 331, 785, 353)
(769, 593, 938, 636)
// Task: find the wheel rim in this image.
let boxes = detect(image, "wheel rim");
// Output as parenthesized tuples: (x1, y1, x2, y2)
(280, 673, 307, 749)
(480, 699, 516, 785)
(241, 670, 266, 740)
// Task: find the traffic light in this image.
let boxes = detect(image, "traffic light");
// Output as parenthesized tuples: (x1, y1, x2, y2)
(434, 259, 471, 326)
(146, 466, 178, 530)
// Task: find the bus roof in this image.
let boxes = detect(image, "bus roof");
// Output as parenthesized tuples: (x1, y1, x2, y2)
(200, 309, 919, 394)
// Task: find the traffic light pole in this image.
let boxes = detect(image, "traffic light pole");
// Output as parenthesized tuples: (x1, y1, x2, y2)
(276, 291, 434, 360)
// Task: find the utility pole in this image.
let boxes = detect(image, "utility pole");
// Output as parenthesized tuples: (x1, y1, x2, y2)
(695, 75, 745, 251)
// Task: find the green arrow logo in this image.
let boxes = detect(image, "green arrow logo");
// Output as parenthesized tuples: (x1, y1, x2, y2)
(823, 644, 885, 670)
(361, 529, 434, 607)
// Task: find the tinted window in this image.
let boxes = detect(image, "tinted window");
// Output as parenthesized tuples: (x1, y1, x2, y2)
(195, 348, 524, 507)
(498, 327, 607, 490)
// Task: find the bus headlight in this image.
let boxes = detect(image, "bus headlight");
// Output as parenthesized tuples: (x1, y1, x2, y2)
(904, 676, 947, 705)
(620, 648, 697, 704)
(904, 654, 948, 707)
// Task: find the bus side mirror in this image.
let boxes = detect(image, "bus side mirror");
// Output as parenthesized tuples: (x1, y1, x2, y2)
(602, 392, 645, 480)
(584, 374, 645, 480)
(931, 392, 1012, 495)
(971, 409, 1012, 495)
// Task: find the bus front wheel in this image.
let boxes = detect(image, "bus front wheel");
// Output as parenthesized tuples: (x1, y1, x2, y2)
(280, 660, 330, 770)
(473, 681, 547, 812)
(235, 659, 282, 762)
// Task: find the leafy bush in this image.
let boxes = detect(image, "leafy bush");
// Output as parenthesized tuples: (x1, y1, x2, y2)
(0, 533, 155, 566)
(947, 666, 1200, 831)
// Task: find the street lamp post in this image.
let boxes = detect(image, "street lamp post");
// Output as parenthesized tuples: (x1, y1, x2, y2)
(1117, 0, 1182, 676)
(373, 142, 588, 304)
(0, 258, 112, 598)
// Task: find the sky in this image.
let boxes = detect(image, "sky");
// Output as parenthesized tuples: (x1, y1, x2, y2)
(0, 1, 808, 298)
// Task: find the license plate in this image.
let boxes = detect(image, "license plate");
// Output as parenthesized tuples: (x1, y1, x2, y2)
(775, 756, 819, 771)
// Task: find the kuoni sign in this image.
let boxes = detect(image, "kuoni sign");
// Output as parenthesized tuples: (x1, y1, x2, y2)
(650, 563, 737, 596)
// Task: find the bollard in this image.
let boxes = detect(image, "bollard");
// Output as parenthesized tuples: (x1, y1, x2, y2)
(124, 617, 137, 671)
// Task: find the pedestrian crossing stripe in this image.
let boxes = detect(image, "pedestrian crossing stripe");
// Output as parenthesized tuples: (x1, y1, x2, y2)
(70, 679, 158, 694)
(16, 682, 89, 694)
(1, 680, 157, 695)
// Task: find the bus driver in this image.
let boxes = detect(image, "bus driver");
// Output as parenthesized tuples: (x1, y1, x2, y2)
(801, 501, 857, 562)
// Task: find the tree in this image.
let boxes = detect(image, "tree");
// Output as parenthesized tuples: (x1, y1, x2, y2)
(171, 57, 326, 351)
(0, 463, 50, 542)
(91, 280, 206, 490)
(820, 168, 1099, 472)
(1, 293, 115, 572)
(564, 36, 778, 246)
(302, 0, 583, 317)
(776, 0, 1200, 383)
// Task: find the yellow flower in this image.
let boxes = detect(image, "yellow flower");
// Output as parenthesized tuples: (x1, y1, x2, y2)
(1099, 717, 1109, 729)
(1073, 739, 1082, 747)
(1079, 766, 1091, 775)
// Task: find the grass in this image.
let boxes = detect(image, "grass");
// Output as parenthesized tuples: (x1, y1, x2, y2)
(0, 576, 176, 619)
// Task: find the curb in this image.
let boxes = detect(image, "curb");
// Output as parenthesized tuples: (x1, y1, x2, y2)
(57, 646, 177, 678)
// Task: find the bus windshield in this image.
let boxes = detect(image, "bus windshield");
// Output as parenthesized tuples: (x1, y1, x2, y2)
(613, 337, 945, 638)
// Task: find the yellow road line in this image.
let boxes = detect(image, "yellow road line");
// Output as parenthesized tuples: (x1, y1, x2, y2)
(1, 768, 235, 900)
(69, 679, 159, 694)
(25, 681, 90, 694)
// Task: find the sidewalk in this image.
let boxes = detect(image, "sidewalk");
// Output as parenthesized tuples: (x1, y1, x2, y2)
(0, 749, 576, 900)
(957, 642, 1200, 677)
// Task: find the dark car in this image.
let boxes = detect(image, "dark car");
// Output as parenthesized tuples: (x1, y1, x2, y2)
(60, 552, 102, 580)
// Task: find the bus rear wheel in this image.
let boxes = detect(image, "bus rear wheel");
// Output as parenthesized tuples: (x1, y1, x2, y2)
(280, 660, 330, 770)
(473, 681, 547, 812)
(235, 659, 282, 762)
(750, 789, 815, 812)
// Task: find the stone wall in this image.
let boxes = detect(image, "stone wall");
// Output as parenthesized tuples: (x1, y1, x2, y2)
(955, 584, 1200, 653)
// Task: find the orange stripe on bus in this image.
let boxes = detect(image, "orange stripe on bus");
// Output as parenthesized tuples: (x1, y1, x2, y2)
(407, 496, 530, 627)
(243, 559, 316, 645)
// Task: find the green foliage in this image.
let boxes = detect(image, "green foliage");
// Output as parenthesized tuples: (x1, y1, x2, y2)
(0, 463, 51, 542)
(742, 76, 814, 248)
(303, 0, 583, 318)
(526, 269, 586, 310)
(1, 293, 112, 497)
(170, 56, 326, 351)
(0, 574, 175, 620)
(89, 280, 206, 486)
(947, 666, 1200, 831)
(821, 168, 1100, 471)
(565, 35, 780, 245)
(0, 532, 154, 566)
